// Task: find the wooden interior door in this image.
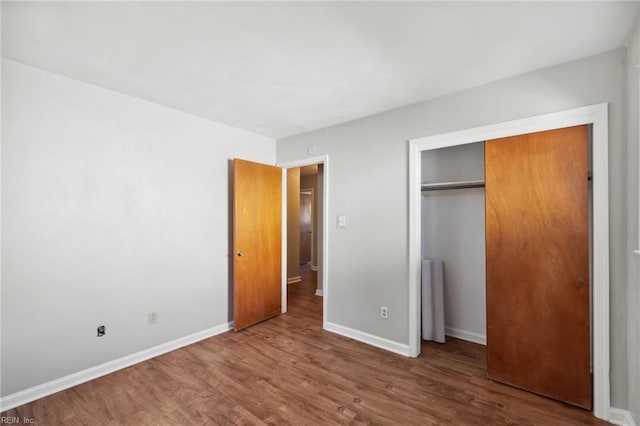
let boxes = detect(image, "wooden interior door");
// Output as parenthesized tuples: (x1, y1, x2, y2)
(485, 125, 591, 409)
(300, 192, 312, 264)
(233, 159, 282, 331)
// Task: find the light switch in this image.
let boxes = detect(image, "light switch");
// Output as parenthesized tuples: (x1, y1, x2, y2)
(337, 214, 347, 229)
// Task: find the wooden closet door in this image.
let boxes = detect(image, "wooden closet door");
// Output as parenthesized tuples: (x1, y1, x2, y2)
(485, 125, 590, 409)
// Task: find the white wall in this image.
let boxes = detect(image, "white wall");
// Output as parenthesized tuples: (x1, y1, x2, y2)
(626, 17, 640, 423)
(421, 143, 486, 343)
(277, 49, 630, 408)
(0, 59, 275, 397)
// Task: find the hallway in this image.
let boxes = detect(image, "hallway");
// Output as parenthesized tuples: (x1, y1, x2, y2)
(286, 263, 321, 325)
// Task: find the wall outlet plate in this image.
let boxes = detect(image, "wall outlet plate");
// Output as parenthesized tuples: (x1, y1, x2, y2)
(380, 306, 389, 319)
(148, 312, 158, 325)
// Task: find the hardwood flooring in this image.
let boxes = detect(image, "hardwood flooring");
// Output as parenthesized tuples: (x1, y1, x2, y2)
(2, 266, 609, 425)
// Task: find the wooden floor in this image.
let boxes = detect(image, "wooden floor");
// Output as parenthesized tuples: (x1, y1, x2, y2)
(3, 266, 609, 425)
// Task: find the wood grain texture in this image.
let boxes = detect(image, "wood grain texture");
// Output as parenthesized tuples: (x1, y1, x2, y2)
(485, 125, 591, 409)
(2, 266, 609, 425)
(233, 159, 282, 331)
(300, 193, 312, 263)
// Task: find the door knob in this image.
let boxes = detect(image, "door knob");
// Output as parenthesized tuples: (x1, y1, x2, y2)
(236, 251, 244, 257)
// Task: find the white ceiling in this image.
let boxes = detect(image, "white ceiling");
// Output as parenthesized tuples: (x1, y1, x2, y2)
(2, 2, 639, 139)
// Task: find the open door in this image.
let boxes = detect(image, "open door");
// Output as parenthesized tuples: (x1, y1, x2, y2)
(233, 159, 282, 331)
(300, 192, 312, 264)
(485, 125, 591, 409)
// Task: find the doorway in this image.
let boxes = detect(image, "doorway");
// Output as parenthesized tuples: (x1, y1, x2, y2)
(408, 104, 610, 419)
(277, 156, 330, 328)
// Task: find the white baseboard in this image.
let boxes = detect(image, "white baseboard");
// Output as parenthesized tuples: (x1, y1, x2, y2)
(315, 289, 323, 296)
(609, 408, 637, 426)
(0, 321, 233, 412)
(445, 326, 487, 345)
(287, 276, 302, 284)
(311, 265, 318, 271)
(325, 321, 410, 357)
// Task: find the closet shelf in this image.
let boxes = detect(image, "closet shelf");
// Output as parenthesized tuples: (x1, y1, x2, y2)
(421, 180, 485, 191)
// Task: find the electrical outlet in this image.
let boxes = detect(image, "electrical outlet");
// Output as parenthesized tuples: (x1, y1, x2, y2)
(148, 312, 158, 325)
(97, 325, 106, 337)
(380, 306, 389, 319)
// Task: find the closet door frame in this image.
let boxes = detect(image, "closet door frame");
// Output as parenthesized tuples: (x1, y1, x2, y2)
(408, 103, 610, 419)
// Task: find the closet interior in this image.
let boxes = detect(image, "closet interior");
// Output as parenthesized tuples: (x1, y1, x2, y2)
(420, 126, 594, 410)
(421, 141, 487, 345)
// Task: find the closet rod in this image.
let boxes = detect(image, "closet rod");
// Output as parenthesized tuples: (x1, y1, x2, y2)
(422, 174, 593, 192)
(421, 180, 485, 191)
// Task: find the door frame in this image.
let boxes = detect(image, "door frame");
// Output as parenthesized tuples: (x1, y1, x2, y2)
(408, 104, 610, 419)
(277, 155, 329, 329)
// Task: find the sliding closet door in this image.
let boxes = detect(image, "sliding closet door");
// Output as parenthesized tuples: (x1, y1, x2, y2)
(485, 125, 590, 409)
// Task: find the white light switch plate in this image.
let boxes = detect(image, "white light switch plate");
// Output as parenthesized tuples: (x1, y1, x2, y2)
(337, 214, 347, 229)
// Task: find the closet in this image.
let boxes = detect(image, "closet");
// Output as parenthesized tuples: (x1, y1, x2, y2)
(421, 125, 592, 410)
(421, 142, 487, 345)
